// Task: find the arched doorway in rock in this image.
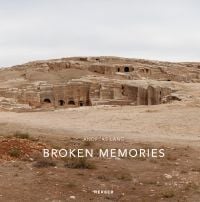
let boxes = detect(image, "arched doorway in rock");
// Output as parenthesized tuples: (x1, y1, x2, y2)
(58, 100, 65, 106)
(68, 99, 75, 105)
(79, 101, 84, 106)
(124, 67, 130, 72)
(117, 68, 120, 72)
(43, 98, 51, 104)
(121, 85, 125, 95)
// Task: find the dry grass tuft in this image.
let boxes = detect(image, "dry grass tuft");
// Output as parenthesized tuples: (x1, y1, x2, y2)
(33, 159, 56, 168)
(65, 157, 96, 169)
(8, 148, 21, 157)
(161, 189, 175, 198)
(14, 131, 30, 139)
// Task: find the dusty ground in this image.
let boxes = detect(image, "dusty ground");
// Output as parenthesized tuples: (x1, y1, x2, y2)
(0, 135, 200, 202)
(0, 102, 199, 146)
(0, 102, 199, 201)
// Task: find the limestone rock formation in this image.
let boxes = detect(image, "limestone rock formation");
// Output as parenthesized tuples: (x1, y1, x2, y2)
(0, 56, 199, 111)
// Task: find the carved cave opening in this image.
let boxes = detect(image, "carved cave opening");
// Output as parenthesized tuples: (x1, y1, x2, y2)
(79, 101, 84, 106)
(68, 99, 75, 105)
(59, 100, 65, 106)
(124, 67, 130, 72)
(43, 98, 51, 104)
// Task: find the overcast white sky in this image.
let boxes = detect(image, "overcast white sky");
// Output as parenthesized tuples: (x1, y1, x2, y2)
(0, 0, 200, 67)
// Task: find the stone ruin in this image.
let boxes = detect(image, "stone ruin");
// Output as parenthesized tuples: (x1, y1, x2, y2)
(0, 56, 199, 111)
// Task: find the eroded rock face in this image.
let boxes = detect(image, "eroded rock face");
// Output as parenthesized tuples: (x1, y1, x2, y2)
(0, 78, 172, 111)
(0, 56, 199, 111)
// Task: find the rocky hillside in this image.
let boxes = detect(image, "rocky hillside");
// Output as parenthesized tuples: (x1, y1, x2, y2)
(0, 57, 199, 112)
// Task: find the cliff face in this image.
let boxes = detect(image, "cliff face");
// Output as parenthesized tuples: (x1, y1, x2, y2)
(0, 56, 199, 111)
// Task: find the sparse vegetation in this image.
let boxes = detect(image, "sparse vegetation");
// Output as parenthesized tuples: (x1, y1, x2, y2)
(117, 173, 132, 181)
(97, 175, 110, 181)
(161, 189, 175, 198)
(14, 131, 30, 139)
(65, 157, 96, 169)
(0, 134, 199, 201)
(33, 159, 56, 168)
(8, 148, 21, 157)
(180, 169, 188, 174)
(83, 140, 93, 147)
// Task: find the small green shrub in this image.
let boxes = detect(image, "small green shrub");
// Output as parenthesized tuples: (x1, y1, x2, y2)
(162, 189, 175, 198)
(117, 173, 132, 181)
(14, 131, 30, 139)
(9, 148, 21, 157)
(65, 157, 95, 169)
(33, 159, 56, 168)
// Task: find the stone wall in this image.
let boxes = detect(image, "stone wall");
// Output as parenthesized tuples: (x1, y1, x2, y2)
(39, 83, 90, 108)
(0, 80, 172, 111)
